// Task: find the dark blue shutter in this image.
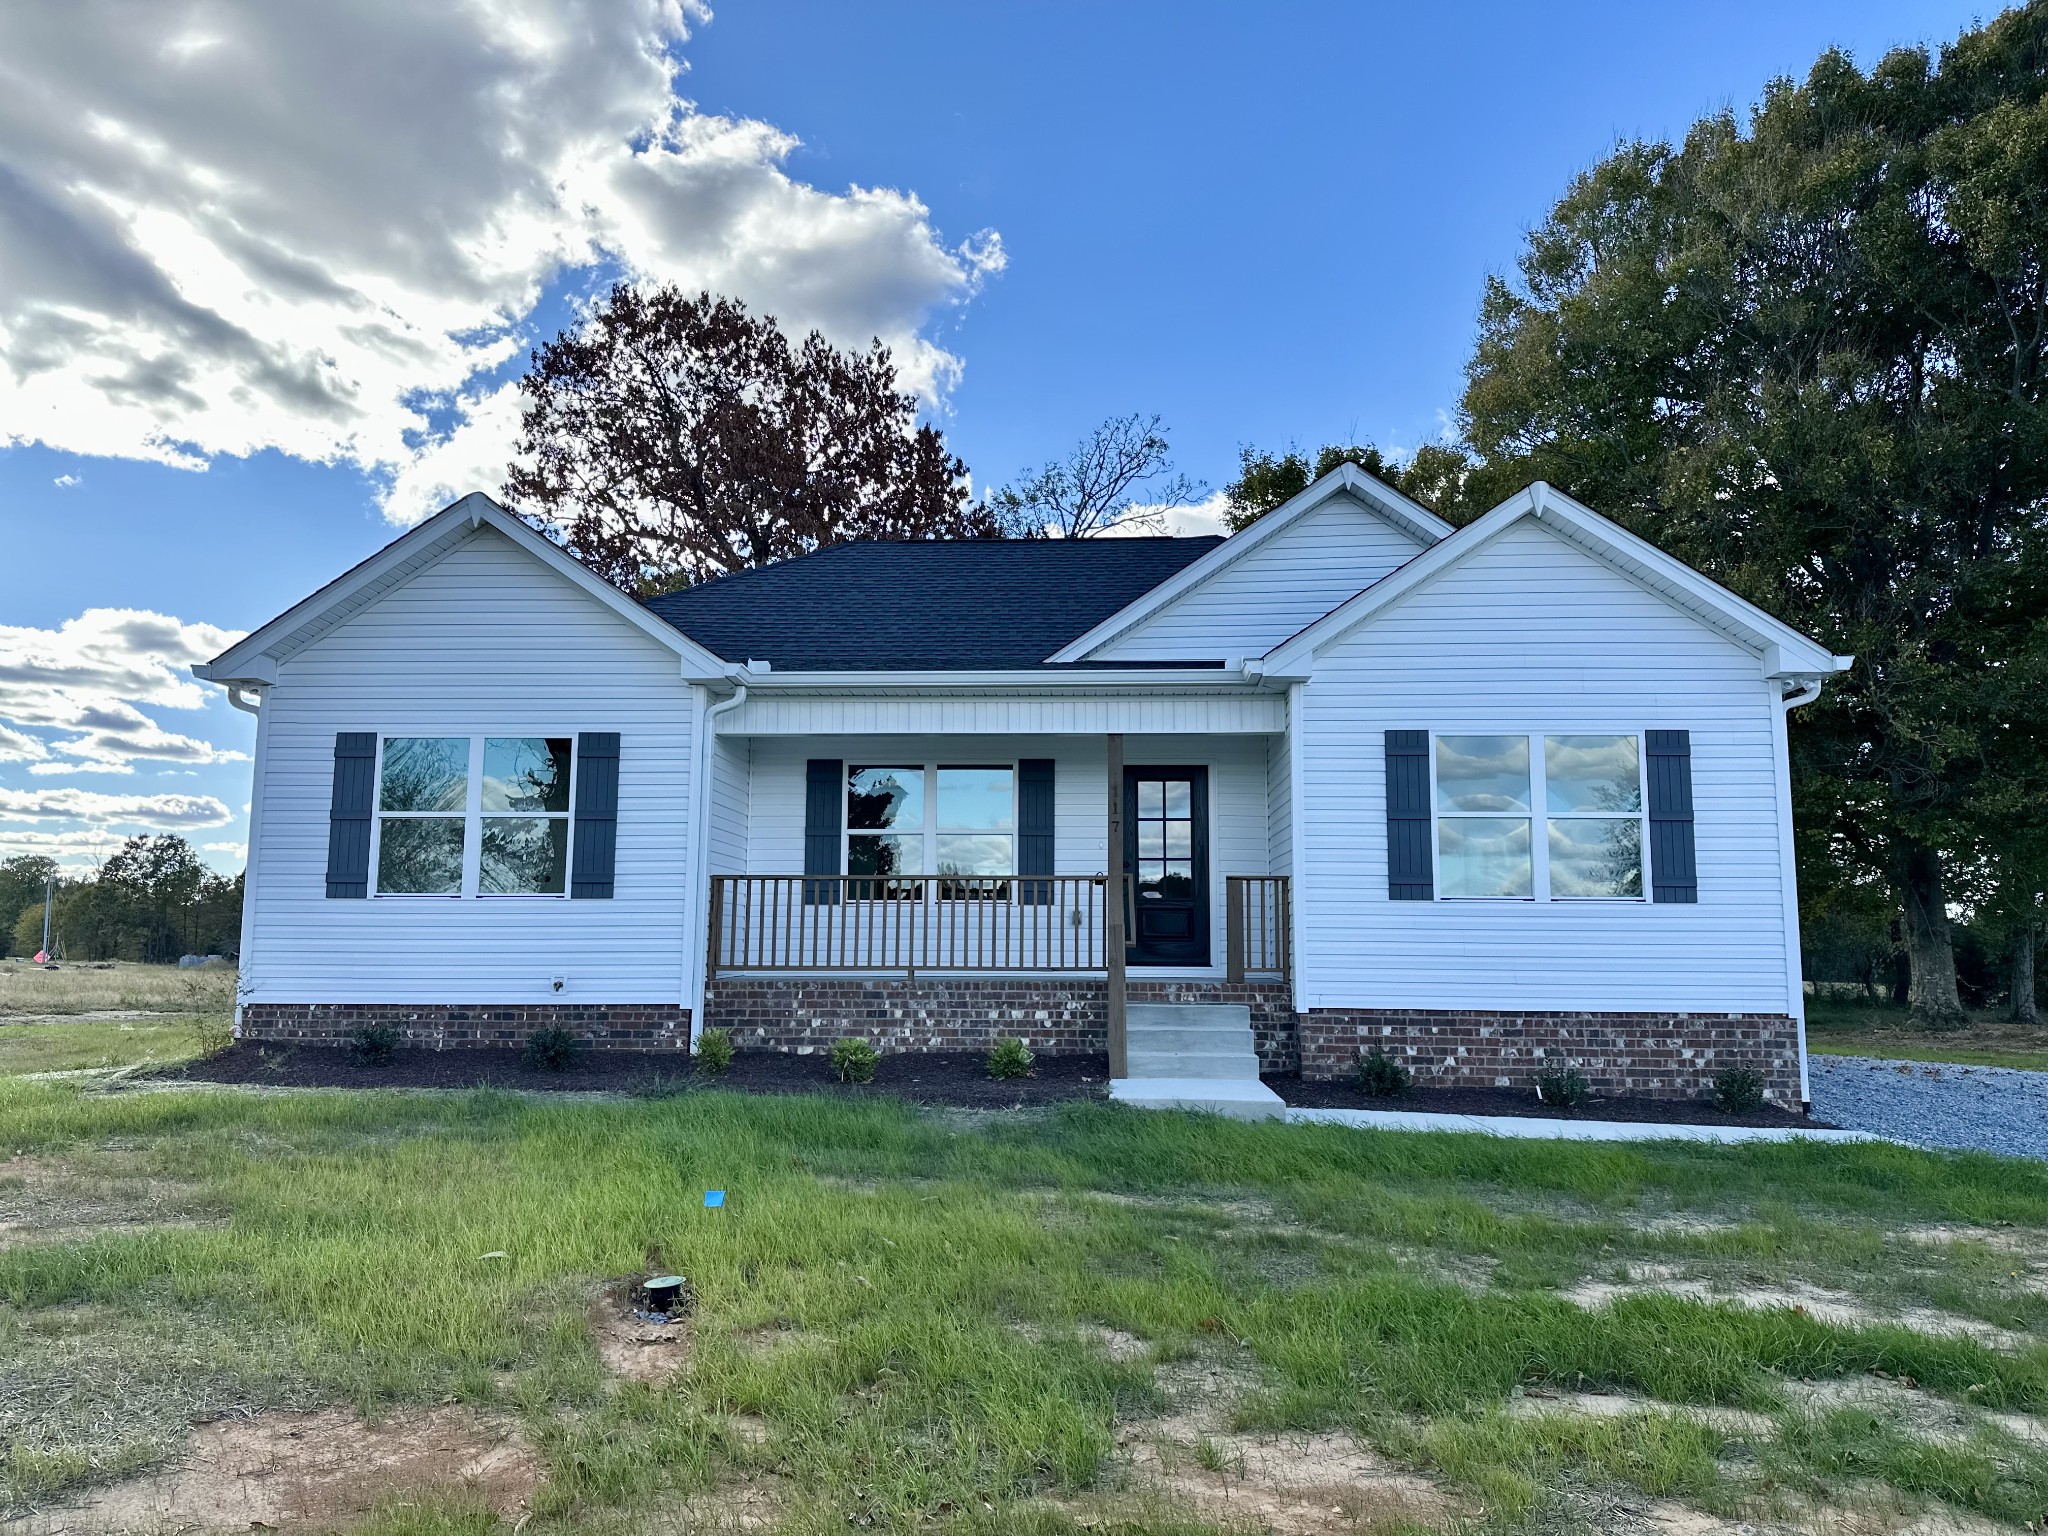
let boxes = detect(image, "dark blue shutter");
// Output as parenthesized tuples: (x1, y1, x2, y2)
(570, 733, 620, 898)
(325, 733, 376, 898)
(1646, 730, 1696, 903)
(803, 759, 842, 905)
(1017, 758, 1055, 905)
(1385, 730, 1433, 900)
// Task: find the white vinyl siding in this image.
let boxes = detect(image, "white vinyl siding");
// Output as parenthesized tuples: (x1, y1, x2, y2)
(1295, 517, 1793, 1013)
(717, 691, 1283, 736)
(1096, 492, 1425, 661)
(739, 733, 1273, 974)
(243, 526, 695, 1005)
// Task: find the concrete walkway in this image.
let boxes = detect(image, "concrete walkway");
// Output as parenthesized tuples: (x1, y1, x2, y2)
(1283, 1104, 1880, 1145)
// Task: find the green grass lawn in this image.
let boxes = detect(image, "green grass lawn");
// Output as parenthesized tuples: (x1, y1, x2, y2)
(1806, 998, 2048, 1072)
(3, 1029, 2047, 1536)
(0, 1015, 205, 1076)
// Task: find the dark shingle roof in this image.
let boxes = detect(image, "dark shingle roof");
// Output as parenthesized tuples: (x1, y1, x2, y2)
(642, 537, 1224, 670)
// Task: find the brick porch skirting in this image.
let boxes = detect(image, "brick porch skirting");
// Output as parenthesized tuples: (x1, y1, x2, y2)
(238, 1002, 692, 1052)
(1299, 1009, 1803, 1102)
(702, 975, 1300, 1072)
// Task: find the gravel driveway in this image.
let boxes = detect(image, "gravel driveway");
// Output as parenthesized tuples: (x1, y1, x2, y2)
(1809, 1054, 2048, 1161)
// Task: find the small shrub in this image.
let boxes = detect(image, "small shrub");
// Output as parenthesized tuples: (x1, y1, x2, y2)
(522, 1026, 580, 1073)
(830, 1037, 879, 1084)
(695, 1027, 735, 1077)
(349, 1022, 401, 1066)
(986, 1037, 1035, 1080)
(1712, 1067, 1766, 1114)
(1534, 1067, 1591, 1112)
(184, 1015, 234, 1060)
(1353, 1047, 1411, 1098)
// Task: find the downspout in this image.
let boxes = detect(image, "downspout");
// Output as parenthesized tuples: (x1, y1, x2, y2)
(687, 678, 748, 1043)
(222, 683, 265, 1030)
(1775, 676, 1824, 1108)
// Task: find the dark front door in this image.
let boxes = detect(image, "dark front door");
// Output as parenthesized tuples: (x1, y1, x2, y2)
(1123, 766, 1209, 967)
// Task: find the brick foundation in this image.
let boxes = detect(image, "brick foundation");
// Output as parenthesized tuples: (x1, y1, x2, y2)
(1299, 1009, 1803, 1102)
(238, 1002, 692, 1052)
(701, 975, 1299, 1072)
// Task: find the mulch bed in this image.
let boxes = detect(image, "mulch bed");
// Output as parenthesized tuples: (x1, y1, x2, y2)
(1273, 1073, 1833, 1128)
(159, 1042, 1111, 1109)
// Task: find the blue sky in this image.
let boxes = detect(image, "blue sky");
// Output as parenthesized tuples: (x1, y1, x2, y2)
(0, 1, 1990, 873)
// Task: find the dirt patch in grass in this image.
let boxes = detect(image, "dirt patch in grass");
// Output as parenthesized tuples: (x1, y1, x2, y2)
(1564, 1275, 2031, 1349)
(1116, 1428, 1458, 1536)
(1506, 1386, 1773, 1438)
(0, 1152, 217, 1250)
(1784, 1377, 2048, 1449)
(589, 1279, 692, 1385)
(8, 1405, 540, 1533)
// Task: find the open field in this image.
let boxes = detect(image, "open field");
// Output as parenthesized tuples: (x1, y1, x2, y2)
(3, 993, 2047, 1536)
(0, 958, 237, 1020)
(1806, 998, 2048, 1072)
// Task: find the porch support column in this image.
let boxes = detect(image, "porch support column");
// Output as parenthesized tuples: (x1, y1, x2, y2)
(1105, 732, 1128, 1077)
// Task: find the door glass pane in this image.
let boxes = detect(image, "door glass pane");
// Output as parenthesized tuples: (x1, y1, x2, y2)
(936, 833, 1012, 875)
(1139, 859, 1165, 888)
(848, 767, 923, 831)
(1435, 735, 1530, 814)
(1544, 735, 1641, 813)
(483, 738, 571, 812)
(1548, 818, 1643, 898)
(848, 832, 922, 876)
(1437, 817, 1533, 898)
(480, 818, 568, 894)
(379, 738, 469, 812)
(376, 818, 465, 893)
(1160, 860, 1193, 896)
(936, 768, 1013, 830)
(1164, 821, 1192, 857)
(1163, 780, 1191, 818)
(1138, 780, 1164, 818)
(1138, 822, 1164, 858)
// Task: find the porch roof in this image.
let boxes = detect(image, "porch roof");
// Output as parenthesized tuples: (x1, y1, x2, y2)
(643, 537, 1223, 671)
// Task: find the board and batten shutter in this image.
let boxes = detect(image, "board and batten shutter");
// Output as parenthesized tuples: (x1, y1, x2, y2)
(803, 758, 842, 905)
(324, 732, 377, 898)
(569, 732, 621, 898)
(1645, 729, 1697, 903)
(1384, 730, 1433, 901)
(1017, 757, 1055, 905)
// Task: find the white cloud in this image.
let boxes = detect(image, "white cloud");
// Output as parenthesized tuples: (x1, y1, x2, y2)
(1101, 492, 1233, 539)
(0, 787, 231, 827)
(202, 840, 247, 861)
(0, 2, 1002, 523)
(0, 609, 249, 777)
(52, 473, 79, 488)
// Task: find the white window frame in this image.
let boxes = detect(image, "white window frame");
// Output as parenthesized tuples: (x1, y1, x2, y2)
(1428, 731, 1649, 902)
(843, 761, 1018, 899)
(368, 733, 578, 899)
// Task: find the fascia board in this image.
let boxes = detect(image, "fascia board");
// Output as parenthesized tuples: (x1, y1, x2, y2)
(1043, 466, 1451, 664)
(731, 666, 1283, 692)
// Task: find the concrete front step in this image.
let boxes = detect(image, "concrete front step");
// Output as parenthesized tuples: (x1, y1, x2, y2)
(1127, 1048, 1263, 1080)
(1110, 1076, 1286, 1121)
(1126, 1002, 1252, 1032)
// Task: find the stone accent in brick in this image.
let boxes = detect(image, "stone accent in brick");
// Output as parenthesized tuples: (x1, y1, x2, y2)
(702, 975, 1299, 1071)
(239, 1002, 691, 1052)
(1300, 1009, 1802, 1103)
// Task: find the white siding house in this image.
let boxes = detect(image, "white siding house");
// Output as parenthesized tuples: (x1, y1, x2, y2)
(200, 469, 1848, 1102)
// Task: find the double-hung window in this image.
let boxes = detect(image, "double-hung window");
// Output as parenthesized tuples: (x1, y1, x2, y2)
(373, 735, 575, 896)
(1432, 733, 1645, 900)
(845, 764, 1014, 899)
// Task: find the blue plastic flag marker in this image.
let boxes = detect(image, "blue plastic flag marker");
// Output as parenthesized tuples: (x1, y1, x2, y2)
(704, 1190, 725, 1208)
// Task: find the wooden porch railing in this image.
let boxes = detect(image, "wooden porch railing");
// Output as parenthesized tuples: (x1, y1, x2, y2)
(705, 873, 1292, 980)
(1224, 875, 1291, 982)
(707, 874, 1109, 974)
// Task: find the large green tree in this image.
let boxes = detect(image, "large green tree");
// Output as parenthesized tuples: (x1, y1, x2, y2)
(0, 854, 57, 956)
(1454, 7, 2048, 1024)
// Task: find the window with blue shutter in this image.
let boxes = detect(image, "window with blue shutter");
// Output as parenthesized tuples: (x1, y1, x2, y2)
(1645, 730, 1698, 903)
(1017, 758, 1055, 904)
(569, 732, 620, 898)
(325, 733, 376, 898)
(1384, 730, 1433, 900)
(803, 759, 842, 905)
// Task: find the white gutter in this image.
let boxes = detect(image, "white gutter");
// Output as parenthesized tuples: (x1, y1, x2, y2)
(686, 678, 749, 1042)
(720, 664, 1281, 692)
(225, 684, 263, 715)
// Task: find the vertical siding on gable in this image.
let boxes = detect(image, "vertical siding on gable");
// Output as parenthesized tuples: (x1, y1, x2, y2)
(244, 527, 695, 1005)
(741, 733, 1273, 974)
(1296, 518, 1793, 1013)
(1097, 493, 1424, 661)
